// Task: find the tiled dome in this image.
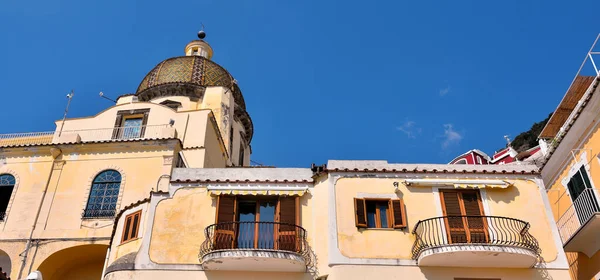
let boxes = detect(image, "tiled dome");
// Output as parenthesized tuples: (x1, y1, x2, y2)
(135, 56, 245, 109)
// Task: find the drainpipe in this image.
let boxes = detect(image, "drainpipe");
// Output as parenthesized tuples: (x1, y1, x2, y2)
(101, 247, 111, 279)
(17, 147, 62, 279)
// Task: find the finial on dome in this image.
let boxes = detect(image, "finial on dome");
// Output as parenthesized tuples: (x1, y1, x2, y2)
(185, 25, 213, 59)
(198, 23, 206, 39)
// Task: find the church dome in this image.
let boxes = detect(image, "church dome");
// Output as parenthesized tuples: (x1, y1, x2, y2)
(135, 54, 245, 109)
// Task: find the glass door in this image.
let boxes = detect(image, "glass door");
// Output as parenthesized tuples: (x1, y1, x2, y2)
(235, 199, 277, 249)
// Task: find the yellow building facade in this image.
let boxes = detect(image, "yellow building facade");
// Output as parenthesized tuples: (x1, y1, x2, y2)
(0, 32, 572, 279)
(539, 35, 600, 280)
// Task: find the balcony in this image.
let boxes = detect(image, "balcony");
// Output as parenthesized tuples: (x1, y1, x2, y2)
(0, 124, 177, 147)
(199, 222, 309, 272)
(412, 216, 540, 268)
(557, 188, 600, 256)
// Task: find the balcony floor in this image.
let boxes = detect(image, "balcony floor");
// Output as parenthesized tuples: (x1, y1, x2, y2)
(201, 249, 306, 272)
(417, 244, 537, 268)
(564, 213, 600, 257)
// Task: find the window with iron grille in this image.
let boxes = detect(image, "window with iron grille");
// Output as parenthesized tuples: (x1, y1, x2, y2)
(83, 170, 121, 218)
(0, 174, 15, 221)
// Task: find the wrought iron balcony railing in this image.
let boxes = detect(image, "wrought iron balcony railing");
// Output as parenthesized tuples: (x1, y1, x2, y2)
(199, 221, 309, 260)
(411, 215, 540, 260)
(557, 188, 600, 243)
(82, 209, 116, 219)
(0, 124, 176, 147)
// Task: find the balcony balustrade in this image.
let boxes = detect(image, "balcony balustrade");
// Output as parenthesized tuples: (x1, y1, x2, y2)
(412, 215, 540, 268)
(199, 221, 309, 272)
(557, 188, 600, 256)
(0, 124, 176, 147)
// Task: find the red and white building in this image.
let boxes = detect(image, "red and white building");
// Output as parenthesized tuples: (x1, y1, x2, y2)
(449, 145, 543, 165)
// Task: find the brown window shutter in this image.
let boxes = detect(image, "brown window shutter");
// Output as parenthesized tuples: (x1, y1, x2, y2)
(461, 191, 487, 243)
(390, 199, 406, 229)
(214, 195, 236, 250)
(112, 114, 124, 139)
(139, 111, 150, 137)
(278, 196, 299, 251)
(440, 190, 467, 243)
(354, 198, 367, 228)
(216, 195, 236, 223)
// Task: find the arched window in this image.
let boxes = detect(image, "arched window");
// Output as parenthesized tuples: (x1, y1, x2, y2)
(454, 159, 467, 165)
(83, 170, 121, 218)
(0, 174, 15, 220)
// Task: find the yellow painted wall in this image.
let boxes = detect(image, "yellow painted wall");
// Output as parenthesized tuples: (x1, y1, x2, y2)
(335, 177, 431, 259)
(105, 270, 313, 280)
(547, 126, 600, 220)
(108, 203, 149, 264)
(0, 150, 54, 236)
(38, 144, 174, 239)
(311, 176, 331, 277)
(149, 188, 214, 264)
(327, 265, 571, 280)
(544, 116, 600, 280)
(148, 186, 316, 265)
(335, 178, 559, 262)
(484, 180, 558, 262)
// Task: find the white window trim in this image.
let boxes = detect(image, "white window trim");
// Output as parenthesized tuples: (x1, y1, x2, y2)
(561, 151, 597, 197)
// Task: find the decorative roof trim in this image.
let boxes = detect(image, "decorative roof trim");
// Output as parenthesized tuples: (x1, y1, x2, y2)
(0, 137, 180, 149)
(319, 167, 539, 175)
(172, 179, 313, 184)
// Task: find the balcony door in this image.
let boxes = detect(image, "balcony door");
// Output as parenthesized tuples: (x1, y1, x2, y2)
(214, 195, 300, 251)
(237, 199, 277, 249)
(567, 166, 600, 224)
(440, 189, 488, 244)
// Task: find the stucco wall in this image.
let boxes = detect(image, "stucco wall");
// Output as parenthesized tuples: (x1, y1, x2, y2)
(326, 265, 571, 280)
(104, 270, 312, 280)
(0, 151, 53, 236)
(149, 187, 213, 264)
(108, 202, 149, 265)
(335, 177, 559, 262)
(38, 145, 174, 239)
(147, 185, 316, 266)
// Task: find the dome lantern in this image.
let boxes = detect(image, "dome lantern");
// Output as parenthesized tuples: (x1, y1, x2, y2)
(184, 30, 213, 59)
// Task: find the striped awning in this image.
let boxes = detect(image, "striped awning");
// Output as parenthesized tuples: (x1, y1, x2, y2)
(400, 179, 512, 189)
(208, 188, 308, 196)
(453, 183, 510, 189)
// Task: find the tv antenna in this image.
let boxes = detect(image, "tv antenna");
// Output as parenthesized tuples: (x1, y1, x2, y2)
(99, 91, 117, 103)
(58, 90, 74, 137)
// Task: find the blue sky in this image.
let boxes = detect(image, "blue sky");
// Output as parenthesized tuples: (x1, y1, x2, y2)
(0, 0, 598, 167)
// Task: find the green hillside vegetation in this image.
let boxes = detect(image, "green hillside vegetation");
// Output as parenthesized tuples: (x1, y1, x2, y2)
(505, 113, 552, 153)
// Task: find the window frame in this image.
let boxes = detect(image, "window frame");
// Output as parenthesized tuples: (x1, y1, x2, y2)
(112, 109, 150, 140)
(83, 170, 122, 219)
(365, 199, 392, 229)
(0, 174, 15, 221)
(121, 210, 142, 244)
(354, 197, 407, 229)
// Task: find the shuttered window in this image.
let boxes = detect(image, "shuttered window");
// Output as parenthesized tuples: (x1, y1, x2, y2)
(214, 195, 300, 250)
(354, 198, 406, 229)
(440, 190, 487, 243)
(121, 210, 141, 244)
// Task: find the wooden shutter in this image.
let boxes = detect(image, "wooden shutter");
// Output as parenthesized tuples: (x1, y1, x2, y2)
(390, 199, 406, 229)
(214, 195, 237, 249)
(440, 190, 468, 243)
(112, 114, 124, 139)
(278, 196, 299, 251)
(461, 191, 488, 243)
(139, 110, 150, 137)
(121, 210, 141, 243)
(354, 198, 367, 228)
